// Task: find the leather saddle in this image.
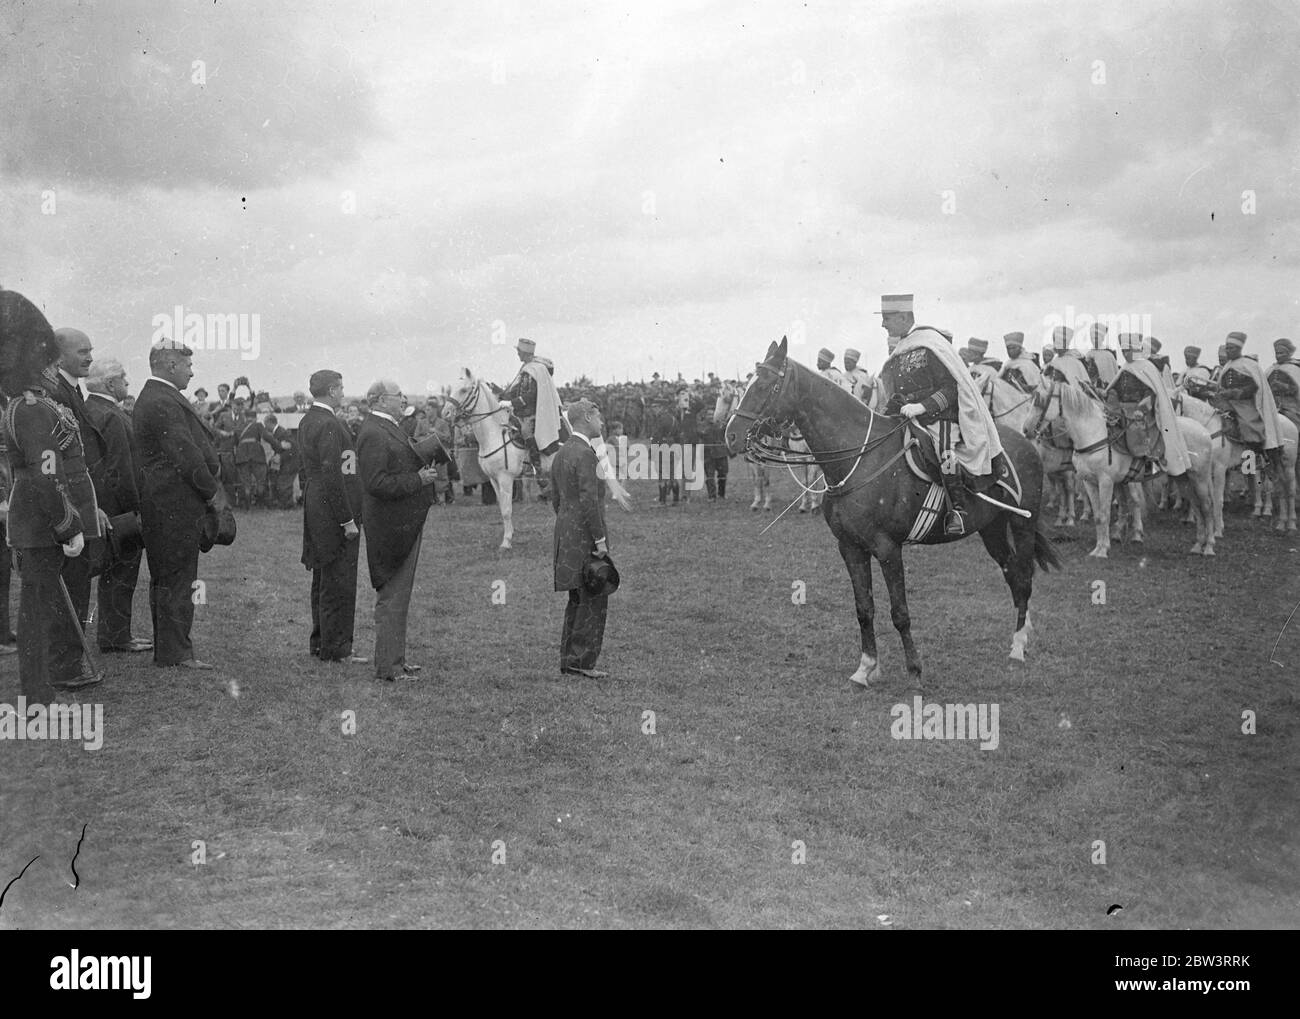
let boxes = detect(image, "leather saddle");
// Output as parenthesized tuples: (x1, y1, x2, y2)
(1108, 401, 1163, 461)
(904, 421, 1011, 495)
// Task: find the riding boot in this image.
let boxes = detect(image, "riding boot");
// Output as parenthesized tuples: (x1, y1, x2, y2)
(943, 480, 970, 535)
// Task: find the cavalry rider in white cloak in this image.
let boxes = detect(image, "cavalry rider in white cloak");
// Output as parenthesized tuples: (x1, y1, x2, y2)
(1083, 322, 1119, 388)
(499, 337, 565, 480)
(961, 337, 1000, 393)
(1211, 331, 1283, 471)
(842, 348, 875, 404)
(998, 332, 1041, 393)
(1104, 333, 1192, 477)
(1266, 337, 1300, 431)
(1177, 344, 1213, 396)
(876, 294, 1006, 536)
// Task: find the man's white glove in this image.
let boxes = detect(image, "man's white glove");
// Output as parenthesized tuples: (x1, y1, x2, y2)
(62, 532, 85, 557)
(900, 403, 926, 419)
(97, 508, 112, 531)
(342, 519, 359, 539)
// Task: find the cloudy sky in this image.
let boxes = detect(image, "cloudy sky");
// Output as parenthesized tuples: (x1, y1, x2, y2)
(2, 0, 1297, 398)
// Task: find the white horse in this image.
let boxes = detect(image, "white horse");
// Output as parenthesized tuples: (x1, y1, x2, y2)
(1175, 393, 1297, 533)
(979, 372, 1039, 435)
(443, 370, 537, 549)
(1037, 372, 1218, 557)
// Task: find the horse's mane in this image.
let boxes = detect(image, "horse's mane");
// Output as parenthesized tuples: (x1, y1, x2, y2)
(1057, 377, 1102, 417)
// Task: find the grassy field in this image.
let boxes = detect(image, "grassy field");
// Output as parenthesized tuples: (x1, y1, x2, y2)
(2, 466, 1297, 929)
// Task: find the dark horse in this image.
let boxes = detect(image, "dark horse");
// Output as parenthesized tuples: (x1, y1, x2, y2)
(724, 337, 1061, 685)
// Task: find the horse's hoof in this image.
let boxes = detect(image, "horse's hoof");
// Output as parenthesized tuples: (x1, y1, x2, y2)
(1188, 543, 1202, 554)
(1288, 523, 1298, 533)
(849, 655, 882, 687)
(1066, 517, 1076, 527)
(1251, 508, 1263, 517)
(1008, 645, 1025, 662)
(1202, 546, 1216, 556)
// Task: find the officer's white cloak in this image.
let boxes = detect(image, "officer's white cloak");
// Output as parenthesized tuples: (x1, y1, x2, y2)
(883, 326, 1003, 476)
(1224, 356, 1281, 449)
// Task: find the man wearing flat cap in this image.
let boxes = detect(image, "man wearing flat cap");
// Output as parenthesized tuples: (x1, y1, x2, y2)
(876, 294, 1005, 535)
(842, 348, 874, 404)
(500, 338, 565, 485)
(134, 337, 231, 669)
(998, 332, 1041, 393)
(1213, 332, 1282, 467)
(1267, 338, 1300, 430)
(552, 398, 612, 679)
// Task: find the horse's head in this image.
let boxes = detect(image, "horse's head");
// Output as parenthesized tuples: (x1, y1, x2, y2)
(443, 368, 488, 423)
(724, 336, 795, 454)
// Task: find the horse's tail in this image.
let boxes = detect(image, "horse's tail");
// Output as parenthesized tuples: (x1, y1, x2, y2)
(1031, 516, 1063, 572)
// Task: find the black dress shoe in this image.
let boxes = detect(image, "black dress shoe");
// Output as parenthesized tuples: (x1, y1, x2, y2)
(562, 667, 610, 679)
(54, 671, 104, 691)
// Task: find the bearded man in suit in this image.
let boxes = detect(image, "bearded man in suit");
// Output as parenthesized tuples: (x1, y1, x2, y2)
(300, 370, 366, 664)
(356, 380, 442, 682)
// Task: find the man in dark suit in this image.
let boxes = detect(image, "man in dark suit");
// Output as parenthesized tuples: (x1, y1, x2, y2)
(356, 380, 439, 682)
(300, 370, 365, 664)
(134, 338, 228, 669)
(0, 291, 102, 695)
(551, 399, 611, 679)
(83, 357, 152, 654)
(50, 327, 109, 666)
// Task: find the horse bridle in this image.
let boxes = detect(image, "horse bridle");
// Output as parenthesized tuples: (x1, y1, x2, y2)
(444, 380, 502, 426)
(732, 359, 907, 495)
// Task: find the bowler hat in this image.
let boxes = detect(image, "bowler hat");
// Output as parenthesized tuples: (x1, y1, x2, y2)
(582, 552, 620, 597)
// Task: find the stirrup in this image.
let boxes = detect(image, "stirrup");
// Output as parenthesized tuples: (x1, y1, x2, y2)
(945, 509, 968, 536)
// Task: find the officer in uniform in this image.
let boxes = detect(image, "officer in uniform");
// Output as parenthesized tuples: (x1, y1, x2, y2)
(234, 406, 274, 509)
(876, 294, 1005, 535)
(1083, 323, 1119, 387)
(1267, 338, 1300, 429)
(0, 290, 102, 695)
(816, 348, 844, 387)
(1214, 332, 1283, 469)
(500, 337, 564, 481)
(842, 348, 874, 403)
(998, 332, 1041, 392)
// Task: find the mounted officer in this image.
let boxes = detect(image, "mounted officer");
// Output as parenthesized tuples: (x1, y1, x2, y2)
(876, 294, 1006, 535)
(842, 348, 874, 404)
(1267, 338, 1300, 430)
(1083, 323, 1119, 387)
(998, 332, 1041, 392)
(1211, 331, 1282, 470)
(1104, 334, 1191, 476)
(1177, 345, 1213, 396)
(816, 347, 845, 387)
(499, 337, 565, 482)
